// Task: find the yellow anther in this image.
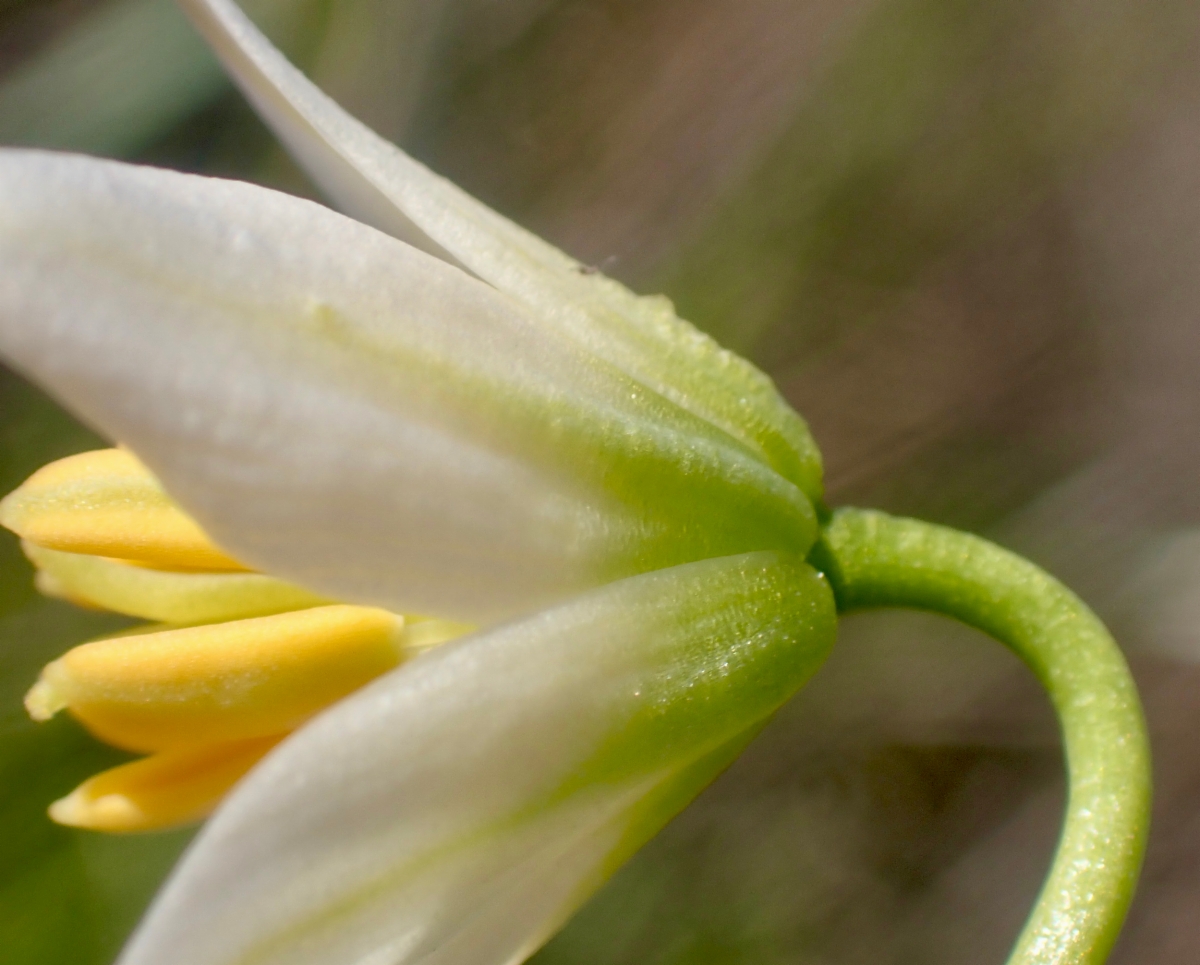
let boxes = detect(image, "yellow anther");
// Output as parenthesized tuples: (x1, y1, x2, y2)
(23, 542, 328, 625)
(0, 448, 246, 570)
(28, 605, 406, 751)
(5, 450, 480, 835)
(48, 735, 283, 832)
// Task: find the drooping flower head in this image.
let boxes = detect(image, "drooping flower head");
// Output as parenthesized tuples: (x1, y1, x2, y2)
(0, 3, 1152, 965)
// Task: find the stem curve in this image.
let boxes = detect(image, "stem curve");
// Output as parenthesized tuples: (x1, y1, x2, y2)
(811, 507, 1150, 965)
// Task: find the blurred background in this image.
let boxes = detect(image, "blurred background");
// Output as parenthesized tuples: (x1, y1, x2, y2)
(3, 0, 1200, 961)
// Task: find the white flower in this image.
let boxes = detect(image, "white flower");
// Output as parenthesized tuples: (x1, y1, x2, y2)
(0, 1, 837, 964)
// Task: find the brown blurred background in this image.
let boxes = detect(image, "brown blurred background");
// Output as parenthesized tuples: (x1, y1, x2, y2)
(3, 0, 1200, 962)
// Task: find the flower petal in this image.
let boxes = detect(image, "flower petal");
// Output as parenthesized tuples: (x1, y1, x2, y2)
(175, 0, 825, 501)
(0, 150, 814, 620)
(117, 551, 836, 965)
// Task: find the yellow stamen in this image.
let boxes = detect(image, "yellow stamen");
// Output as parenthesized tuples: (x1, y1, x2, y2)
(28, 605, 406, 751)
(8, 449, 476, 834)
(23, 542, 328, 625)
(48, 735, 283, 832)
(0, 448, 246, 570)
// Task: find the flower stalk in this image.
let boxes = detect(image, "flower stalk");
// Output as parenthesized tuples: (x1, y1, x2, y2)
(814, 508, 1151, 965)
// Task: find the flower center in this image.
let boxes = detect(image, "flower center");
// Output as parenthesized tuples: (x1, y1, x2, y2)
(1, 449, 469, 832)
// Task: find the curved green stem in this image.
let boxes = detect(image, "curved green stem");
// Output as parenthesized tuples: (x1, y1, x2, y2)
(812, 508, 1150, 965)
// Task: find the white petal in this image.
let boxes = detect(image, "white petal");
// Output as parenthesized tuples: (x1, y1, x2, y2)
(0, 150, 814, 621)
(118, 552, 836, 965)
(175, 0, 825, 501)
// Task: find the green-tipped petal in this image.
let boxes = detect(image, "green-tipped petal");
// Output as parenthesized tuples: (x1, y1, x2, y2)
(117, 552, 836, 965)
(175, 0, 824, 501)
(0, 150, 815, 621)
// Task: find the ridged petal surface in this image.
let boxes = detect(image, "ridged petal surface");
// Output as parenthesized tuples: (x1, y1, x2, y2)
(118, 552, 836, 965)
(0, 151, 815, 621)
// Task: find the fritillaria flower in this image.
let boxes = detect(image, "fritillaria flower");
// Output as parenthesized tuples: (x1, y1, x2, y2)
(0, 2, 1151, 965)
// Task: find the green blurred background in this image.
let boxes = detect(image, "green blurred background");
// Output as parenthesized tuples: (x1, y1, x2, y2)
(4, 0, 1200, 961)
